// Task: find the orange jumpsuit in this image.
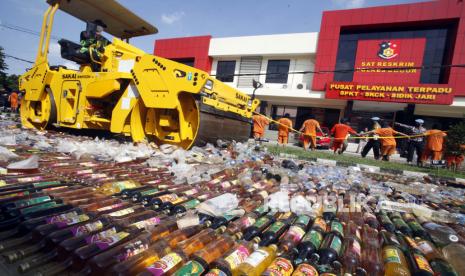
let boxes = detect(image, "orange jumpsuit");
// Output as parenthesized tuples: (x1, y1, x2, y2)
(422, 129, 446, 161)
(330, 124, 357, 151)
(374, 127, 399, 156)
(277, 118, 292, 144)
(8, 92, 18, 110)
(301, 119, 320, 149)
(252, 114, 269, 139)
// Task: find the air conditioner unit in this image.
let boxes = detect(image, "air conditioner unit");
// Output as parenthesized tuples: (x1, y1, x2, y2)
(296, 83, 304, 89)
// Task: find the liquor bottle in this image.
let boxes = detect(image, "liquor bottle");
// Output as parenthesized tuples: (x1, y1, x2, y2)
(18, 217, 113, 273)
(419, 219, 459, 247)
(311, 217, 327, 233)
(207, 236, 261, 276)
(390, 213, 412, 237)
(359, 246, 383, 276)
(363, 208, 379, 229)
(224, 204, 268, 235)
(405, 217, 429, 240)
(176, 226, 226, 257)
(328, 219, 344, 238)
(278, 215, 312, 252)
(133, 187, 169, 203)
(344, 221, 361, 242)
(442, 243, 465, 275)
(413, 238, 458, 275)
(262, 253, 295, 276)
(173, 233, 237, 275)
(211, 200, 261, 229)
(103, 204, 146, 220)
(96, 180, 141, 196)
(259, 212, 296, 246)
(235, 244, 278, 276)
(377, 212, 395, 232)
(398, 234, 434, 276)
(291, 262, 319, 276)
(381, 240, 410, 276)
(341, 237, 362, 274)
(243, 212, 276, 241)
(322, 202, 337, 221)
(361, 224, 379, 248)
(317, 233, 343, 268)
(80, 198, 123, 213)
(294, 229, 324, 266)
(4, 210, 91, 262)
(120, 186, 158, 200)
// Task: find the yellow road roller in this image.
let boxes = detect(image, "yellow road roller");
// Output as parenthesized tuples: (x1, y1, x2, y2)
(19, 0, 260, 149)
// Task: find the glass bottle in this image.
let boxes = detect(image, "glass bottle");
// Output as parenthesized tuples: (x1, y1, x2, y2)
(377, 212, 395, 232)
(243, 213, 276, 241)
(381, 244, 410, 276)
(294, 229, 324, 266)
(262, 253, 295, 276)
(442, 243, 465, 275)
(278, 215, 312, 253)
(259, 212, 296, 246)
(291, 262, 319, 276)
(235, 244, 278, 276)
(359, 246, 383, 276)
(224, 204, 269, 236)
(341, 237, 362, 275)
(317, 233, 343, 267)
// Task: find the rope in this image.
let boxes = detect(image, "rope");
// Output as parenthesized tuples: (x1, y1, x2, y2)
(252, 111, 446, 140)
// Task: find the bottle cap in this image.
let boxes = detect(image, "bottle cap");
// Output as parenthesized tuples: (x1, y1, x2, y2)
(252, 236, 261, 243)
(217, 225, 227, 233)
(234, 232, 243, 240)
(269, 244, 278, 251)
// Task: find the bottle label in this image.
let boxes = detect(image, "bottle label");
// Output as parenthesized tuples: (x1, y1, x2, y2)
(130, 217, 161, 230)
(417, 241, 434, 255)
(302, 230, 323, 249)
(254, 205, 267, 215)
(267, 221, 286, 234)
(70, 220, 104, 237)
(295, 215, 311, 227)
(404, 236, 420, 251)
(46, 211, 78, 224)
(293, 263, 318, 276)
(220, 181, 231, 189)
(21, 201, 57, 214)
(223, 214, 238, 222)
(53, 214, 90, 228)
(279, 212, 293, 220)
(79, 162, 96, 167)
(197, 194, 209, 201)
(76, 169, 93, 175)
(253, 217, 270, 228)
(140, 188, 159, 196)
(94, 231, 130, 250)
(329, 235, 342, 254)
(158, 194, 178, 203)
(312, 218, 327, 231)
(287, 226, 306, 243)
(17, 176, 43, 183)
(244, 249, 269, 267)
(85, 227, 117, 244)
(108, 207, 135, 217)
(263, 257, 293, 276)
(146, 252, 183, 276)
(171, 196, 188, 205)
(112, 181, 138, 191)
(184, 188, 199, 196)
(330, 221, 344, 237)
(383, 248, 401, 264)
(240, 216, 256, 229)
(205, 268, 228, 276)
(96, 203, 124, 212)
(15, 196, 51, 208)
(352, 239, 361, 258)
(32, 181, 61, 188)
(173, 260, 205, 276)
(0, 191, 29, 200)
(115, 239, 149, 261)
(224, 245, 251, 269)
(181, 199, 201, 210)
(413, 253, 434, 273)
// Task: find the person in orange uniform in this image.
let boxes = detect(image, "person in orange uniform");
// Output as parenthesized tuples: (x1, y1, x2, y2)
(422, 124, 447, 162)
(369, 121, 408, 161)
(8, 91, 18, 112)
(299, 114, 323, 151)
(330, 118, 358, 154)
(252, 114, 270, 140)
(277, 113, 293, 146)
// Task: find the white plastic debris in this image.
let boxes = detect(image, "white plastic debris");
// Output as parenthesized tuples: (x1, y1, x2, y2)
(0, 135, 16, 145)
(7, 155, 39, 170)
(196, 193, 239, 217)
(290, 195, 313, 215)
(266, 191, 291, 212)
(0, 146, 19, 162)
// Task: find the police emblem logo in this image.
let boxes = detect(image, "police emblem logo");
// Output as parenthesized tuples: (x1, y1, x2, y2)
(378, 41, 398, 59)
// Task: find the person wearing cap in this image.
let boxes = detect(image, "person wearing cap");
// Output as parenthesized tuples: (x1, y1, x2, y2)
(276, 113, 293, 146)
(80, 24, 109, 64)
(395, 119, 427, 165)
(367, 121, 408, 161)
(299, 114, 323, 151)
(330, 118, 358, 154)
(361, 117, 381, 159)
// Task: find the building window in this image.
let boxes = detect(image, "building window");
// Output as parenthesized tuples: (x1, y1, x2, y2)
(216, 61, 236, 82)
(266, 60, 290, 84)
(171, 58, 195, 67)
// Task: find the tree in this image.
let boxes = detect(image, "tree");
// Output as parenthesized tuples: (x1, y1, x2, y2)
(0, 46, 7, 73)
(444, 121, 465, 157)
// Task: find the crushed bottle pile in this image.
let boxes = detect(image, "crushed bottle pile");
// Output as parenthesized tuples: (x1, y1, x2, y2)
(0, 114, 464, 276)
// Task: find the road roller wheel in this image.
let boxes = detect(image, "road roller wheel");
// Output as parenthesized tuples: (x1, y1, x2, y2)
(137, 93, 200, 149)
(20, 89, 56, 130)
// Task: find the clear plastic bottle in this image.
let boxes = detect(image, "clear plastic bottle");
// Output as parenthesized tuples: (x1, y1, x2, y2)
(442, 242, 465, 275)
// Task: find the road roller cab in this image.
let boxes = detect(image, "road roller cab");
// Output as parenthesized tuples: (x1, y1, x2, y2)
(19, 0, 260, 149)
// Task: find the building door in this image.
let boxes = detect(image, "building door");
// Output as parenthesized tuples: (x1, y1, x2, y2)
(324, 109, 341, 128)
(295, 107, 312, 130)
